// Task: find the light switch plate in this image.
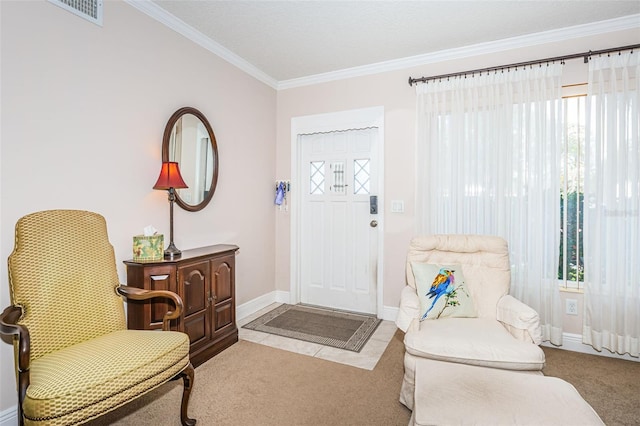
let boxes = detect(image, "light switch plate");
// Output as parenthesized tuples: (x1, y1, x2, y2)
(391, 200, 405, 213)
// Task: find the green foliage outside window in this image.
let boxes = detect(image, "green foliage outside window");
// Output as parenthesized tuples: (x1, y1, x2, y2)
(558, 191, 584, 282)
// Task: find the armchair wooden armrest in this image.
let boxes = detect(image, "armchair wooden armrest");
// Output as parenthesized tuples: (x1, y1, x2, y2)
(1, 305, 30, 424)
(116, 286, 184, 331)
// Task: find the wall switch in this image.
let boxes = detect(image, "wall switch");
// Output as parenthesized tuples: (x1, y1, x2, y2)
(390, 200, 405, 213)
(566, 298, 578, 316)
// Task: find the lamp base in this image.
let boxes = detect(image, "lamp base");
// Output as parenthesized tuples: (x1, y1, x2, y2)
(164, 241, 182, 259)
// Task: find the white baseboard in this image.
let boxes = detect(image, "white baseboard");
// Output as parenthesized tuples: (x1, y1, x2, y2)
(0, 406, 17, 426)
(381, 305, 399, 322)
(542, 332, 639, 362)
(236, 290, 291, 321)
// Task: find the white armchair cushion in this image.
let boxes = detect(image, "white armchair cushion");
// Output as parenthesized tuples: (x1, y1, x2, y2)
(404, 318, 545, 370)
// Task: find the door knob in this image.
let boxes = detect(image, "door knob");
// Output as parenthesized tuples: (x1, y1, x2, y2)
(370, 220, 378, 228)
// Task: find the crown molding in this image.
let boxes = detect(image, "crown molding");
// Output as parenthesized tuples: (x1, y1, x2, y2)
(124, 0, 279, 89)
(123, 2, 638, 92)
(277, 14, 640, 90)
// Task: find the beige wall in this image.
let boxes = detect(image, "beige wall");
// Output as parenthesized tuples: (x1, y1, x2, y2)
(0, 1, 276, 411)
(559, 290, 585, 334)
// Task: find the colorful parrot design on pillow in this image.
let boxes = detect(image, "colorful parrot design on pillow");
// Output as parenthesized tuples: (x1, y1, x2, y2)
(421, 268, 456, 320)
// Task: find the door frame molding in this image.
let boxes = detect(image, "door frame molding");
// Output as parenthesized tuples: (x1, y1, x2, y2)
(290, 106, 385, 316)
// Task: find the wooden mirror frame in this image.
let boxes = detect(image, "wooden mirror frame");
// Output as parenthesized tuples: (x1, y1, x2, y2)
(162, 107, 219, 212)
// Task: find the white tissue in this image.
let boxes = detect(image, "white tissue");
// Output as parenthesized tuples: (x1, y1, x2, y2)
(143, 225, 157, 236)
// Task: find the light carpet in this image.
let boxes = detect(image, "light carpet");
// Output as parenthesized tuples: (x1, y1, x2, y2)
(84, 330, 640, 425)
(88, 330, 411, 425)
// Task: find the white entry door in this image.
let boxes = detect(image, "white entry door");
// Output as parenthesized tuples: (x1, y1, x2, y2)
(299, 128, 379, 314)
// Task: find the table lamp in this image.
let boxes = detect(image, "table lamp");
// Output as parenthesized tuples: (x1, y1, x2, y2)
(153, 161, 188, 258)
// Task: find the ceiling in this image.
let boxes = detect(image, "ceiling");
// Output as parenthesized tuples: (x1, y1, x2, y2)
(149, 1, 640, 83)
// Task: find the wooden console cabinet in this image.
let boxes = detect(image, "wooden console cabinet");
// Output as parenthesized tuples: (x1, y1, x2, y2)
(124, 244, 239, 367)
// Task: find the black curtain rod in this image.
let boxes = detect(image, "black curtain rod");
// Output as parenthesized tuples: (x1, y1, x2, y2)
(408, 44, 640, 86)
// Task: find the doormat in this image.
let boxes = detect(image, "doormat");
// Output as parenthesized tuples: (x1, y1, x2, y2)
(242, 304, 381, 352)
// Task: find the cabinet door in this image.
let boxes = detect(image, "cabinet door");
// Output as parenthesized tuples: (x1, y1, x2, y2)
(126, 264, 177, 331)
(178, 260, 211, 349)
(211, 254, 235, 336)
(147, 266, 178, 328)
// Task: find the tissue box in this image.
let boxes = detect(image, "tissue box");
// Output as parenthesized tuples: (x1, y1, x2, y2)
(133, 234, 164, 262)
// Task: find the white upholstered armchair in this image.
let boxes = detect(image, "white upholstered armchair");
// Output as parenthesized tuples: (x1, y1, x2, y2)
(396, 235, 546, 410)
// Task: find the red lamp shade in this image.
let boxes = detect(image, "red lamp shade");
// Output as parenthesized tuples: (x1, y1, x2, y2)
(153, 162, 188, 190)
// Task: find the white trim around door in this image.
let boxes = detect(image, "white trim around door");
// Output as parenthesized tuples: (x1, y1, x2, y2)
(290, 106, 385, 317)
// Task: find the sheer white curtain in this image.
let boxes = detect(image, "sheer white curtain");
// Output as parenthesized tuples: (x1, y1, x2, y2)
(415, 65, 564, 344)
(583, 51, 640, 357)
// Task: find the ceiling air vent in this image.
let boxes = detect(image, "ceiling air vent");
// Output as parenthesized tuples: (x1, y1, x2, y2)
(49, 0, 103, 26)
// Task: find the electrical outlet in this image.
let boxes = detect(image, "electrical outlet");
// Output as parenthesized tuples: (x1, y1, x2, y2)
(566, 298, 578, 316)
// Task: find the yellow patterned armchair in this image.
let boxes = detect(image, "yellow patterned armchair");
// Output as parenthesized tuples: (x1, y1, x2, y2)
(0, 210, 196, 425)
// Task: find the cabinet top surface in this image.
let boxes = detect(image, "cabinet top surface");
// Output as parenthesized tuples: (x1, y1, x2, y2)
(124, 244, 239, 266)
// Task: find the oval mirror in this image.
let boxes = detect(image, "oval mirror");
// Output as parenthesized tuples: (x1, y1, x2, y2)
(162, 107, 218, 212)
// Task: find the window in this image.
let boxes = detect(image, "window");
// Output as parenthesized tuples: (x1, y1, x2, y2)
(559, 95, 585, 289)
(310, 161, 325, 195)
(353, 159, 371, 195)
(330, 162, 346, 194)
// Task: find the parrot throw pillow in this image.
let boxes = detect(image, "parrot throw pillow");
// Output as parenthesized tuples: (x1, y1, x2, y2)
(411, 262, 477, 321)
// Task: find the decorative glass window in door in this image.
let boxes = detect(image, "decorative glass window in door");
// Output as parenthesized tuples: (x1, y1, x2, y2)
(331, 162, 346, 194)
(354, 159, 370, 195)
(310, 161, 325, 195)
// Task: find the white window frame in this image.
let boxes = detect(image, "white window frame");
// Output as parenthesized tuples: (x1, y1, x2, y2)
(559, 85, 587, 291)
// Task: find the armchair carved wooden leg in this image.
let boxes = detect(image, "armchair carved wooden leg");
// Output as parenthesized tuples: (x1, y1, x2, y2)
(180, 362, 196, 426)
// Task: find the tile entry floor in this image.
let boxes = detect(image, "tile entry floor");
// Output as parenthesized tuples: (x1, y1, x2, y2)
(238, 303, 398, 370)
